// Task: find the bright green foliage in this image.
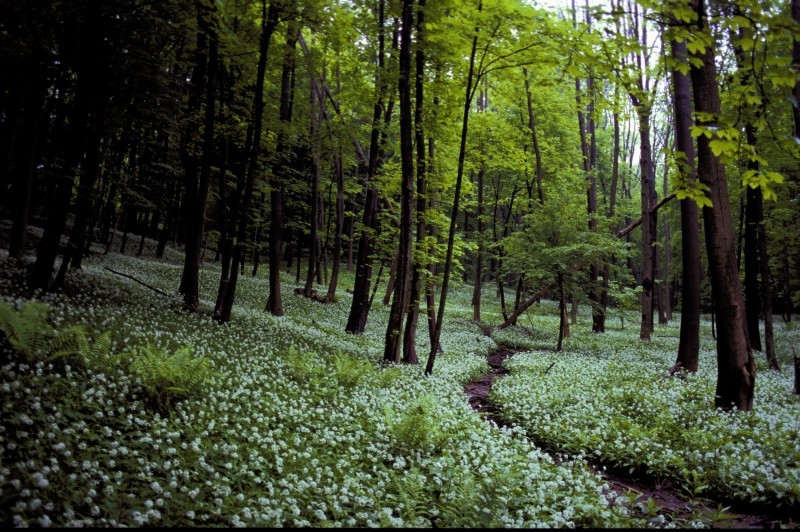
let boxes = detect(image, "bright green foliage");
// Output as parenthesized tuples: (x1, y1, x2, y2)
(116, 343, 217, 413)
(0, 300, 102, 365)
(384, 394, 439, 451)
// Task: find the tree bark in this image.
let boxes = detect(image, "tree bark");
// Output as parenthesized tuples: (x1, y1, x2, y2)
(345, 2, 396, 334)
(384, 0, 415, 363)
(670, 37, 700, 374)
(401, 0, 428, 365)
(266, 19, 300, 317)
(426, 0, 482, 375)
(690, 0, 755, 411)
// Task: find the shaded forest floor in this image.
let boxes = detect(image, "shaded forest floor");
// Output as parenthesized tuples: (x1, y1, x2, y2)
(464, 343, 799, 529)
(1, 224, 799, 528)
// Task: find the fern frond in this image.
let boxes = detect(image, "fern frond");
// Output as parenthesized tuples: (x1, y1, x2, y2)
(118, 343, 216, 413)
(0, 301, 55, 360)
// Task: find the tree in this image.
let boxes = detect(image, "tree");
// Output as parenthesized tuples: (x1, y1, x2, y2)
(266, 18, 301, 317)
(688, 0, 755, 411)
(384, 0, 415, 364)
(666, 34, 701, 374)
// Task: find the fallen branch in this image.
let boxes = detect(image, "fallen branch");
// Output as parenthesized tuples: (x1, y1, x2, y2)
(543, 361, 556, 375)
(498, 193, 676, 330)
(104, 267, 174, 298)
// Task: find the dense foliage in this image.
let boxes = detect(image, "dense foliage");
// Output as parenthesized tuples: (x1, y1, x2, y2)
(0, 240, 798, 527)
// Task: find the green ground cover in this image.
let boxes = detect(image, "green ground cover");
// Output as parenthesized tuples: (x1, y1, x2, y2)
(0, 245, 798, 527)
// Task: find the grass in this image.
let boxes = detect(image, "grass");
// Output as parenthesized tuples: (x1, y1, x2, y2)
(0, 237, 798, 527)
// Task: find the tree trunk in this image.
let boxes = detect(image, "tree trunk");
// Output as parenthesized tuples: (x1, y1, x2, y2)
(30, 1, 105, 292)
(401, 0, 427, 365)
(426, 1, 481, 375)
(670, 38, 700, 374)
(304, 65, 321, 296)
(179, 8, 218, 311)
(384, 0, 415, 364)
(635, 103, 657, 340)
(690, 0, 755, 411)
(266, 19, 300, 317)
(345, 1, 395, 334)
(661, 139, 672, 323)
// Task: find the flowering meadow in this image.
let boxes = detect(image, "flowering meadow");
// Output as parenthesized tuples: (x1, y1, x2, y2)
(1, 245, 798, 527)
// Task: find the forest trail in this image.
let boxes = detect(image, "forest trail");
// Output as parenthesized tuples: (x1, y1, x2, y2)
(463, 343, 797, 529)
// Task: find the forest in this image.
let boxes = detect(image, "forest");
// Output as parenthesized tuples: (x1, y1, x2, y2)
(1, 0, 800, 527)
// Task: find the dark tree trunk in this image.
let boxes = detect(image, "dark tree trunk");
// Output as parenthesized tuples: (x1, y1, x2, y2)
(472, 168, 485, 322)
(601, 99, 621, 326)
(304, 69, 321, 296)
(346, 1, 394, 334)
(265, 20, 300, 317)
(30, 1, 106, 292)
(216, 0, 280, 323)
(523, 68, 544, 205)
(426, 1, 481, 375)
(557, 272, 569, 352)
(690, 0, 755, 411)
(326, 151, 345, 301)
(758, 193, 778, 371)
(8, 76, 46, 259)
(670, 38, 701, 374)
(384, 0, 415, 363)
(401, 0, 427, 365)
(383, 252, 399, 306)
(661, 140, 672, 324)
(744, 179, 762, 352)
(180, 7, 218, 311)
(635, 103, 657, 340)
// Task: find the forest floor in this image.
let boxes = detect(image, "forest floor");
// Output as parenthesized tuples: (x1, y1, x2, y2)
(463, 342, 799, 529)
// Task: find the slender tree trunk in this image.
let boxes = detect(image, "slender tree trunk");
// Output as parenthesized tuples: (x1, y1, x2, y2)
(670, 38, 701, 374)
(30, 1, 105, 292)
(426, 1, 481, 375)
(557, 272, 569, 351)
(401, 0, 427, 365)
(304, 66, 321, 296)
(523, 69, 544, 205)
(384, 0, 415, 363)
(635, 102, 657, 340)
(326, 151, 345, 301)
(266, 20, 300, 317)
(180, 8, 218, 311)
(690, 0, 755, 411)
(345, 2, 396, 334)
(661, 139, 672, 323)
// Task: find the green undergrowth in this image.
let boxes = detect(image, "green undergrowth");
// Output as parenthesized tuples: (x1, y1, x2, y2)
(0, 250, 646, 528)
(490, 321, 800, 512)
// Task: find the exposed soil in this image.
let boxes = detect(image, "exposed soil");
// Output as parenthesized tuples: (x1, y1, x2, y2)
(463, 344, 799, 529)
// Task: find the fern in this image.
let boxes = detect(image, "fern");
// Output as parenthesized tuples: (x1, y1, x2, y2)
(0, 301, 95, 365)
(391, 468, 431, 525)
(385, 394, 439, 452)
(0, 300, 54, 360)
(117, 343, 216, 413)
(377, 366, 403, 388)
(332, 352, 373, 389)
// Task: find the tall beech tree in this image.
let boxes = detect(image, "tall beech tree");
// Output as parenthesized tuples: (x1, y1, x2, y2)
(265, 19, 301, 317)
(667, 36, 700, 374)
(688, 0, 755, 411)
(384, 0, 415, 364)
(178, 3, 219, 312)
(401, 0, 428, 365)
(214, 0, 283, 324)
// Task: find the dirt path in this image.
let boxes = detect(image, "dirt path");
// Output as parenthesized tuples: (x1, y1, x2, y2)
(463, 344, 798, 529)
